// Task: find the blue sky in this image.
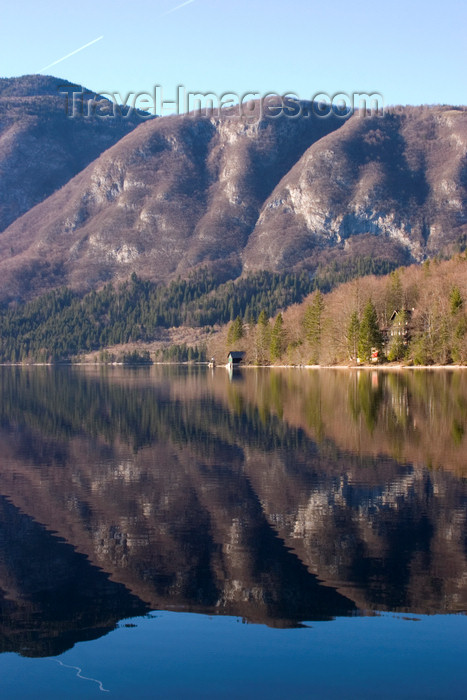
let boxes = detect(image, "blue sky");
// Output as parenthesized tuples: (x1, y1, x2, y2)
(2, 0, 466, 107)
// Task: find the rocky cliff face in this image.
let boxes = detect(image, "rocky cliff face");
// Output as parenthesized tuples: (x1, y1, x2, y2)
(0, 76, 466, 301)
(244, 106, 467, 271)
(0, 92, 343, 300)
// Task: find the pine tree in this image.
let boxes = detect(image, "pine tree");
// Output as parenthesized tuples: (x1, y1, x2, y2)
(450, 286, 463, 315)
(255, 310, 270, 364)
(227, 315, 244, 345)
(270, 313, 286, 362)
(303, 291, 325, 363)
(358, 300, 382, 362)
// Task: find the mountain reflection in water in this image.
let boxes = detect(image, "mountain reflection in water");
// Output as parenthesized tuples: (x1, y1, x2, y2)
(0, 365, 466, 657)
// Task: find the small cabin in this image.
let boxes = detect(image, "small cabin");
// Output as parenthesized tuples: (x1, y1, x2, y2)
(227, 351, 245, 366)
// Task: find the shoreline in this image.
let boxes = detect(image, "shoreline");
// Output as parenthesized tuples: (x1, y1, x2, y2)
(2, 361, 467, 370)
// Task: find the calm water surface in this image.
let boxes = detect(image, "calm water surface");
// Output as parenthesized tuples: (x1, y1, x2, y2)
(0, 365, 466, 698)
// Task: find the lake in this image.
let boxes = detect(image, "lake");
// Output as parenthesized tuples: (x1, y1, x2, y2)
(0, 365, 466, 698)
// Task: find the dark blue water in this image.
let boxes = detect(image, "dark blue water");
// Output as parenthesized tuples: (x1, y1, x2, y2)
(1, 612, 466, 699)
(0, 366, 466, 698)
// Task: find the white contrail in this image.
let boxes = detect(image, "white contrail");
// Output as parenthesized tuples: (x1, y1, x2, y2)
(53, 660, 109, 693)
(38, 36, 104, 73)
(161, 0, 195, 17)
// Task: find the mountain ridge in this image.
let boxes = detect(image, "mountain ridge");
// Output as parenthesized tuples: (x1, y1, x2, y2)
(0, 74, 152, 238)
(0, 75, 466, 303)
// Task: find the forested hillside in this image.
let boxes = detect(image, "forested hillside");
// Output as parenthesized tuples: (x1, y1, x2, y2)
(1, 254, 467, 365)
(216, 254, 467, 366)
(0, 269, 318, 362)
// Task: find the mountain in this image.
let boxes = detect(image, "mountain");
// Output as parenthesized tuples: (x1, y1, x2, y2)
(0, 76, 466, 302)
(0, 74, 150, 236)
(243, 105, 467, 271)
(0, 92, 344, 300)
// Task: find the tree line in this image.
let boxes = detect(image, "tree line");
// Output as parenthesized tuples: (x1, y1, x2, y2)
(220, 254, 467, 365)
(0, 256, 394, 362)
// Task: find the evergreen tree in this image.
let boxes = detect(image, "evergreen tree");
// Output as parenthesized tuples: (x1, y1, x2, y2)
(450, 286, 463, 315)
(358, 300, 382, 362)
(303, 291, 325, 363)
(255, 310, 270, 364)
(452, 315, 467, 364)
(227, 315, 244, 345)
(270, 313, 286, 362)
